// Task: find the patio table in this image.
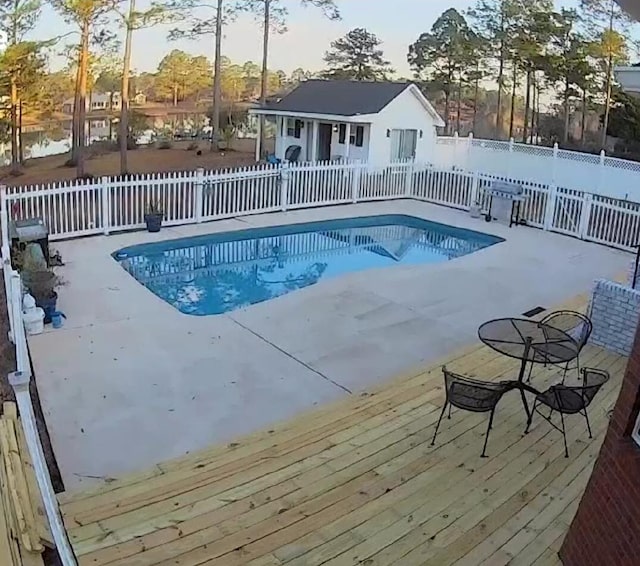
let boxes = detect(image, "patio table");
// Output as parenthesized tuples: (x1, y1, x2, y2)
(478, 318, 578, 421)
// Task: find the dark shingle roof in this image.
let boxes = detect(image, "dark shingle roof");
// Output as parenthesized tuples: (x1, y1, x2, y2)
(263, 80, 412, 116)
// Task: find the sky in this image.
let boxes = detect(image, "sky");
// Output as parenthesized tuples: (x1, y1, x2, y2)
(35, 0, 584, 76)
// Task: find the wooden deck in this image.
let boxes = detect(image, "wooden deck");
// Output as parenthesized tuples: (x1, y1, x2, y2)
(56, 313, 627, 566)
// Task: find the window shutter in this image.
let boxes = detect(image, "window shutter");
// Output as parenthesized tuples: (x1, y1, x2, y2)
(355, 126, 364, 148)
(339, 124, 346, 144)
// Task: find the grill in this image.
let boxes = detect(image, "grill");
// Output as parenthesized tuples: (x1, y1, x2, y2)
(485, 181, 527, 227)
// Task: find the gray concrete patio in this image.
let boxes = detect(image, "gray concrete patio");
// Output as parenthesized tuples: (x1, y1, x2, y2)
(29, 200, 630, 491)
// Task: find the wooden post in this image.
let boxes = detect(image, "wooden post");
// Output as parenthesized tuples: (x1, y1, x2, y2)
(255, 117, 262, 162)
(579, 192, 593, 240)
(544, 184, 558, 231)
(352, 163, 361, 203)
(311, 120, 319, 162)
(344, 123, 351, 160)
(100, 177, 111, 235)
(0, 185, 9, 260)
(281, 162, 290, 212)
(470, 170, 480, 208)
(195, 168, 204, 223)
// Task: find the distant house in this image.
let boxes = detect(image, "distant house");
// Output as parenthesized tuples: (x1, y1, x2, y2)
(249, 80, 445, 164)
(62, 92, 122, 115)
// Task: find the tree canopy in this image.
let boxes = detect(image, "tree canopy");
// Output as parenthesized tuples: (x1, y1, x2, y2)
(323, 28, 393, 81)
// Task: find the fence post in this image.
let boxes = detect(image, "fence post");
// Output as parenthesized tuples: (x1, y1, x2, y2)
(467, 133, 473, 170)
(453, 132, 459, 167)
(470, 170, 480, 208)
(579, 193, 593, 240)
(100, 177, 110, 235)
(598, 150, 606, 195)
(507, 138, 515, 179)
(280, 162, 290, 212)
(0, 185, 10, 260)
(404, 160, 415, 198)
(552, 142, 559, 185)
(352, 163, 362, 203)
(195, 167, 205, 223)
(544, 184, 558, 231)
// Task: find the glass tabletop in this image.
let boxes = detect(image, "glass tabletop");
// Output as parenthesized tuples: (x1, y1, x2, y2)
(478, 318, 578, 364)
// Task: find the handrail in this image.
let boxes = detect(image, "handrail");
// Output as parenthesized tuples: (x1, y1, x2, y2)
(1, 190, 77, 565)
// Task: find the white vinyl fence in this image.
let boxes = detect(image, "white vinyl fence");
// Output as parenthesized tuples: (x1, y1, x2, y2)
(0, 247, 77, 563)
(2, 141, 640, 254)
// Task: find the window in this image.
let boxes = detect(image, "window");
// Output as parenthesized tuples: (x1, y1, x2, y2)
(349, 126, 365, 148)
(390, 129, 418, 161)
(338, 124, 347, 144)
(286, 118, 302, 139)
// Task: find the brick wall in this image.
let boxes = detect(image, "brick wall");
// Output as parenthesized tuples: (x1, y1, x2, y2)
(590, 279, 640, 356)
(560, 319, 640, 565)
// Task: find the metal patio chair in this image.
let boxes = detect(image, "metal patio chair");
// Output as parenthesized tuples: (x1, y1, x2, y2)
(525, 368, 609, 458)
(431, 367, 513, 458)
(528, 310, 593, 383)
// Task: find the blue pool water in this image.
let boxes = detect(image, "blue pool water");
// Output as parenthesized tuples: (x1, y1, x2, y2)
(113, 215, 503, 316)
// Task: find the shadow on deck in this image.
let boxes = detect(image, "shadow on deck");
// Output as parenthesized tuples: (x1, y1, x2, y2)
(56, 316, 626, 566)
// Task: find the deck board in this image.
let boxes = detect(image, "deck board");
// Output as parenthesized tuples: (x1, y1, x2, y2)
(58, 297, 627, 566)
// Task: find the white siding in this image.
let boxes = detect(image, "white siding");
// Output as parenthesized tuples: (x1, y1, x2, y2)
(368, 88, 439, 164)
(330, 124, 370, 161)
(277, 118, 310, 160)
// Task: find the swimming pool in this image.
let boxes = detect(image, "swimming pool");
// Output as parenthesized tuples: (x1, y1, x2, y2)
(113, 215, 503, 316)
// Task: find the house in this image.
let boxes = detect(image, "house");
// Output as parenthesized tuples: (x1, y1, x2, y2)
(561, 4, 640, 565)
(62, 92, 122, 115)
(249, 80, 445, 164)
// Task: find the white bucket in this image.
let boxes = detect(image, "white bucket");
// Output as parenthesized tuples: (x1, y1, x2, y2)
(23, 307, 45, 336)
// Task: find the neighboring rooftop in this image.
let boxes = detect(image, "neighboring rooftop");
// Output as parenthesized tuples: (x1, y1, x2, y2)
(260, 79, 413, 116)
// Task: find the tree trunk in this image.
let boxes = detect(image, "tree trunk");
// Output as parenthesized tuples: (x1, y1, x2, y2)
(509, 62, 517, 139)
(10, 75, 19, 174)
(211, 0, 224, 151)
(563, 77, 571, 145)
(173, 84, 178, 106)
(258, 0, 270, 159)
(71, 54, 82, 164)
(535, 83, 541, 144)
(18, 100, 24, 164)
(456, 74, 462, 134)
(601, 6, 615, 149)
(119, 0, 136, 175)
(443, 89, 450, 135)
(523, 69, 531, 144)
(472, 72, 479, 134)
(530, 75, 536, 144)
(495, 10, 506, 139)
(581, 88, 587, 146)
(77, 20, 90, 178)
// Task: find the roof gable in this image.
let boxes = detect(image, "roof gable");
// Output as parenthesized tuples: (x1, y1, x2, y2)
(263, 80, 412, 116)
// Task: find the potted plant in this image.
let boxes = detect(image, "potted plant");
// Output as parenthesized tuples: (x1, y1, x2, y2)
(145, 200, 164, 232)
(20, 254, 64, 324)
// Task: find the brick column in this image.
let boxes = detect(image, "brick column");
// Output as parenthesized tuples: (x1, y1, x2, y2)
(560, 319, 640, 565)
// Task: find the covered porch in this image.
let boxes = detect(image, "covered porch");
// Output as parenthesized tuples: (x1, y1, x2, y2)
(252, 109, 372, 163)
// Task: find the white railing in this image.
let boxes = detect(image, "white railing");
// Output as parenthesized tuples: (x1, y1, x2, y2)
(3, 154, 640, 251)
(0, 253, 77, 564)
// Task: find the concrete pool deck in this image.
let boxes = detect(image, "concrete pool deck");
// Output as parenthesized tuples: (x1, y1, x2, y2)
(29, 200, 630, 491)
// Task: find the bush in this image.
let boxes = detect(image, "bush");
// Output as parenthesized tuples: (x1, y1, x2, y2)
(157, 139, 173, 150)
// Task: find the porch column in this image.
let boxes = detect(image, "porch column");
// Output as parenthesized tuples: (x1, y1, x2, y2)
(275, 116, 284, 158)
(344, 123, 351, 160)
(255, 116, 262, 162)
(311, 120, 319, 162)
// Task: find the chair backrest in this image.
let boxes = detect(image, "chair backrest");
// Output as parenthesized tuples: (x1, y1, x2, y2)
(442, 367, 510, 413)
(285, 145, 302, 162)
(549, 368, 609, 414)
(541, 310, 593, 350)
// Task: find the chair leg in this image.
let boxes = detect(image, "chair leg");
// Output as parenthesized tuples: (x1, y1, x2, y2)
(525, 399, 538, 434)
(526, 362, 534, 383)
(560, 410, 569, 458)
(447, 403, 452, 419)
(583, 407, 593, 439)
(431, 402, 448, 447)
(481, 409, 496, 458)
(561, 362, 569, 384)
